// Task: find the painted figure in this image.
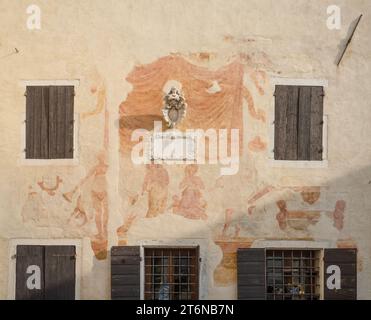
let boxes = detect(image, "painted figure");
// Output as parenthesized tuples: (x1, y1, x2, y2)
(332, 200, 346, 230)
(172, 164, 207, 220)
(142, 164, 169, 218)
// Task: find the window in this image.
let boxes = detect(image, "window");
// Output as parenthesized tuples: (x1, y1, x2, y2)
(274, 85, 324, 161)
(237, 247, 357, 300)
(144, 247, 199, 300)
(15, 245, 76, 300)
(25, 86, 75, 159)
(266, 249, 321, 300)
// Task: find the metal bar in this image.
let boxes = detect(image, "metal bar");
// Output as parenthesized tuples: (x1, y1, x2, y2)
(336, 14, 363, 66)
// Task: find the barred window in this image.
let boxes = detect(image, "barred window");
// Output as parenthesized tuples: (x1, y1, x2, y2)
(144, 247, 199, 300)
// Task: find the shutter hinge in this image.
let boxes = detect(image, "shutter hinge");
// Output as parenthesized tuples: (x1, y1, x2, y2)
(320, 120, 324, 125)
(318, 148, 323, 154)
(140, 256, 143, 262)
(23, 148, 27, 153)
(199, 257, 202, 262)
(24, 91, 27, 97)
(11, 254, 17, 260)
(320, 93, 325, 97)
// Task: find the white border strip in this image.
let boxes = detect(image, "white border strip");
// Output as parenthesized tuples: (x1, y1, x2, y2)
(7, 238, 82, 300)
(271, 78, 328, 87)
(19, 80, 80, 87)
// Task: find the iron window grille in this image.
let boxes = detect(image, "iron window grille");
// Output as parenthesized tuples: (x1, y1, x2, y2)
(266, 249, 321, 300)
(144, 247, 199, 300)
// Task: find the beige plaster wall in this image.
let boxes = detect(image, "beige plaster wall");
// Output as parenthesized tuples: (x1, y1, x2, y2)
(0, 0, 370, 299)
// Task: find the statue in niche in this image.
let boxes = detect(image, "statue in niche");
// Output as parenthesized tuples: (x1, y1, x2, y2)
(162, 87, 187, 128)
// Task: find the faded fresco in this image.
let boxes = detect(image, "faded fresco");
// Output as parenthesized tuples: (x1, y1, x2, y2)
(0, 0, 370, 300)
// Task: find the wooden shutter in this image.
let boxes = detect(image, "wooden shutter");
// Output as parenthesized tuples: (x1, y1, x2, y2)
(309, 87, 324, 160)
(26, 85, 74, 159)
(237, 248, 266, 300)
(49, 86, 74, 159)
(324, 249, 357, 300)
(274, 85, 288, 160)
(44, 246, 76, 300)
(274, 85, 323, 161)
(111, 246, 141, 300)
(25, 86, 49, 159)
(16, 245, 45, 300)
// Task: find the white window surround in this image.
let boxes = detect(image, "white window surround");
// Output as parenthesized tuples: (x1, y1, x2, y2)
(7, 238, 82, 300)
(137, 239, 208, 300)
(18, 80, 80, 166)
(268, 77, 329, 168)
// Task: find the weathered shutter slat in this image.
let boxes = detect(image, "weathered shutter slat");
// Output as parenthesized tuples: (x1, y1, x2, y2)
(15, 245, 45, 300)
(44, 246, 76, 300)
(285, 86, 299, 160)
(56, 87, 67, 158)
(25, 87, 36, 159)
(274, 86, 288, 160)
(297, 86, 312, 160)
(32, 87, 43, 158)
(309, 87, 324, 160)
(40, 86, 49, 159)
(111, 246, 141, 300)
(48, 86, 58, 159)
(324, 249, 357, 300)
(237, 248, 266, 300)
(65, 86, 74, 159)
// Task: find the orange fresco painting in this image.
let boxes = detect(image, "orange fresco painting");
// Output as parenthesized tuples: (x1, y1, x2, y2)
(117, 212, 138, 246)
(332, 200, 346, 230)
(82, 83, 107, 119)
(276, 200, 321, 231)
(300, 187, 321, 205)
(37, 176, 63, 196)
(213, 238, 255, 286)
(62, 88, 110, 260)
(142, 164, 170, 218)
(248, 136, 267, 152)
(119, 55, 268, 155)
(172, 164, 207, 220)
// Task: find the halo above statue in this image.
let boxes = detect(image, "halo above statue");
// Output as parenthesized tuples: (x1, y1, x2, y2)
(162, 87, 187, 129)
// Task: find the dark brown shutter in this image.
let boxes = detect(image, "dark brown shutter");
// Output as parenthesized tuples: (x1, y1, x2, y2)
(44, 246, 76, 300)
(26, 85, 74, 159)
(15, 245, 45, 300)
(111, 246, 141, 300)
(297, 86, 312, 160)
(324, 249, 357, 300)
(25, 86, 49, 159)
(49, 86, 74, 159)
(309, 87, 324, 160)
(274, 85, 323, 161)
(274, 85, 288, 160)
(237, 248, 266, 300)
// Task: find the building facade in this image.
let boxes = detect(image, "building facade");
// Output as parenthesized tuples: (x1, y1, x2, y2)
(0, 0, 370, 300)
